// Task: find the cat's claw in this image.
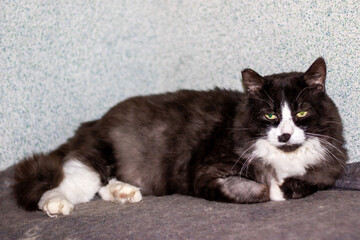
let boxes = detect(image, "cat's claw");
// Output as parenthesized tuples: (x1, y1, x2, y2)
(98, 179, 142, 203)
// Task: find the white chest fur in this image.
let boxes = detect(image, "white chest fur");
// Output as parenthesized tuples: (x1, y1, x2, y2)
(254, 137, 325, 201)
(254, 137, 325, 181)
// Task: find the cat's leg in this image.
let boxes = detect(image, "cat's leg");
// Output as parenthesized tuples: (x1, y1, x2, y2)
(98, 179, 142, 203)
(38, 159, 101, 217)
(196, 176, 270, 203)
(269, 178, 286, 201)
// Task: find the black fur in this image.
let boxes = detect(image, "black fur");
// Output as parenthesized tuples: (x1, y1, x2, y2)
(14, 145, 67, 210)
(13, 58, 347, 211)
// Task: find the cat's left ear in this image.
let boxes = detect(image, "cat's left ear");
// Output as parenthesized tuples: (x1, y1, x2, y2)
(241, 69, 265, 95)
(303, 57, 326, 91)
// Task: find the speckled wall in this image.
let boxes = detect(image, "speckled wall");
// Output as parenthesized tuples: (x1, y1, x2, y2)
(1, 1, 359, 170)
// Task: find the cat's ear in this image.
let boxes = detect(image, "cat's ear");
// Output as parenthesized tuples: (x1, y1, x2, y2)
(241, 69, 265, 95)
(303, 57, 326, 91)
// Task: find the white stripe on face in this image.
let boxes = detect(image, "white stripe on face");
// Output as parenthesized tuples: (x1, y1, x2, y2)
(266, 101, 306, 146)
(279, 102, 295, 135)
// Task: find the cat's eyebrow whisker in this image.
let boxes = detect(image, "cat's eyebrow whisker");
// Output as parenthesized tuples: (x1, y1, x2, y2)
(295, 86, 312, 102)
(262, 89, 275, 104)
(251, 96, 274, 108)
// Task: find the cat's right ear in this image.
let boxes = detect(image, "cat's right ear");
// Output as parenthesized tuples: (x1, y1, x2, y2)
(241, 69, 265, 95)
(303, 57, 326, 92)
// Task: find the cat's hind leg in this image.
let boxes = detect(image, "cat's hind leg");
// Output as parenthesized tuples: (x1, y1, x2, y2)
(216, 176, 270, 203)
(98, 179, 142, 203)
(196, 176, 270, 203)
(38, 159, 101, 217)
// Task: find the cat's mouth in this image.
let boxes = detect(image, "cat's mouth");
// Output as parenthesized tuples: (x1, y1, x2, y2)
(277, 144, 302, 152)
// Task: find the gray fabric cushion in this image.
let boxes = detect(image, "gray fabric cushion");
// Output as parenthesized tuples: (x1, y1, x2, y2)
(334, 162, 360, 190)
(1, 165, 360, 239)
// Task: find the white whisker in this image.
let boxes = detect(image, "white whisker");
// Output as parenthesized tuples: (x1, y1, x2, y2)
(316, 138, 346, 158)
(262, 89, 275, 104)
(240, 152, 256, 177)
(306, 132, 343, 145)
(321, 146, 346, 168)
(324, 121, 342, 126)
(231, 144, 254, 172)
(250, 96, 274, 108)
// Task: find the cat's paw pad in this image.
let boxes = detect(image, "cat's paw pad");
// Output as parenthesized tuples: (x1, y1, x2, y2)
(40, 196, 74, 217)
(99, 179, 142, 203)
(112, 184, 142, 203)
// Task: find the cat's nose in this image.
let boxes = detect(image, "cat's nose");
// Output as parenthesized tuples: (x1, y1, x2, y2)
(278, 133, 291, 143)
(280, 121, 294, 135)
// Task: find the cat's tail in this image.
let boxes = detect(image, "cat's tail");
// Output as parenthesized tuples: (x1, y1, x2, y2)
(13, 144, 69, 211)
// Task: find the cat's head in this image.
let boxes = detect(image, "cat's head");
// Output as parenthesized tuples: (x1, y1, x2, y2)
(241, 58, 342, 152)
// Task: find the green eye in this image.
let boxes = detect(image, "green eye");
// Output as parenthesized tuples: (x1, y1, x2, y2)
(297, 111, 308, 118)
(265, 114, 277, 120)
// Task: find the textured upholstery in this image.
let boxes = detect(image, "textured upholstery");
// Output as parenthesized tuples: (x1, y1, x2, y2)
(1, 164, 360, 239)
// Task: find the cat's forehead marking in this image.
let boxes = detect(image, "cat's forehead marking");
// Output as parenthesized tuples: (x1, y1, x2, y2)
(281, 101, 292, 121)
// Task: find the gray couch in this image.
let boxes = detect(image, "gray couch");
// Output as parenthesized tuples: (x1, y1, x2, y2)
(1, 163, 359, 240)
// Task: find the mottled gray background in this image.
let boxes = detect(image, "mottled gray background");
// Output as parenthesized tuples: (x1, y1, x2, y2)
(1, 0, 359, 170)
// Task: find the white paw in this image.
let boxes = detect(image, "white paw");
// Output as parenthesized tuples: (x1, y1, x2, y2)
(270, 179, 285, 201)
(98, 179, 142, 203)
(38, 190, 74, 217)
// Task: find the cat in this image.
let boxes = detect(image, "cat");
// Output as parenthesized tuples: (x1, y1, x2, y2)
(13, 57, 347, 217)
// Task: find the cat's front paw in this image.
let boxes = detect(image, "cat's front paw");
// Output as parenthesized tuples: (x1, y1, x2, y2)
(269, 179, 285, 201)
(280, 178, 318, 199)
(98, 179, 142, 203)
(38, 191, 74, 217)
(280, 178, 304, 199)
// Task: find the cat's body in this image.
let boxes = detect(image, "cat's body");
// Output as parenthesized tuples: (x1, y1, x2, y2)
(14, 58, 347, 216)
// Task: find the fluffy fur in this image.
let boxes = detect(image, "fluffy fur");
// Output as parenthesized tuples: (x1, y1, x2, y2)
(13, 58, 347, 216)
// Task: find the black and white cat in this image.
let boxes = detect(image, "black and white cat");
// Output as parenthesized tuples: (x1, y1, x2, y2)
(14, 58, 347, 217)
